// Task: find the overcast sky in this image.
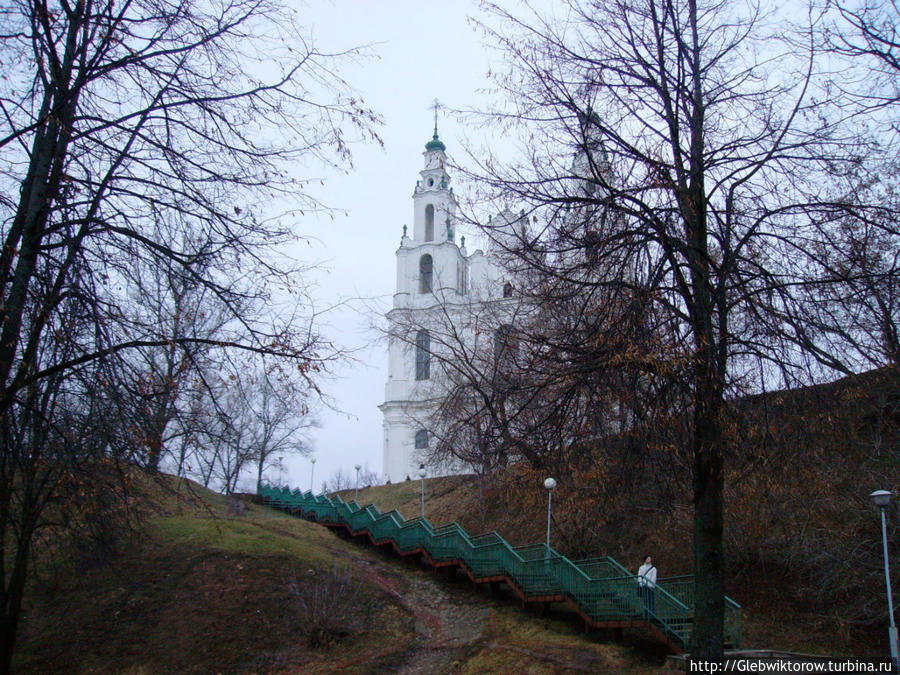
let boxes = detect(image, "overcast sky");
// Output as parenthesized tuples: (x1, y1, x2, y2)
(266, 1, 506, 491)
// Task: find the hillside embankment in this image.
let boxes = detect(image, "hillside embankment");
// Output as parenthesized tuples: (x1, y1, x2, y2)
(13, 368, 899, 670)
(14, 475, 669, 673)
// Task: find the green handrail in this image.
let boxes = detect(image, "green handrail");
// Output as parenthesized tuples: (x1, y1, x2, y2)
(259, 484, 741, 651)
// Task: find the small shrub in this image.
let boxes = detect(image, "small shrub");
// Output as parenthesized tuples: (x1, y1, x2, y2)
(287, 564, 364, 648)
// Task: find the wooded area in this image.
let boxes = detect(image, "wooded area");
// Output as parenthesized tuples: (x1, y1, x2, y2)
(0, 0, 379, 667)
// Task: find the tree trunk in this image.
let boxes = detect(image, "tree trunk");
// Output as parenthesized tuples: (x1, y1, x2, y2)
(146, 438, 162, 473)
(691, 369, 725, 661)
(0, 521, 33, 675)
(257, 450, 265, 494)
(0, 9, 83, 411)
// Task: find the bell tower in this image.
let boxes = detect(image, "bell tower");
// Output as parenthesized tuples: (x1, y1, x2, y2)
(380, 114, 470, 483)
(412, 118, 456, 244)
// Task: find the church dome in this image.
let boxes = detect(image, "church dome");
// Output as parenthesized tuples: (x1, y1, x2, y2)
(425, 131, 446, 152)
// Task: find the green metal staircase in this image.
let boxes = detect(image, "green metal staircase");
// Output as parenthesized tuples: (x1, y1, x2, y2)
(258, 484, 741, 653)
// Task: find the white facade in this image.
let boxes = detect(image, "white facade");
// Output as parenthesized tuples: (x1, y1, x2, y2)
(379, 117, 625, 483)
(379, 129, 506, 483)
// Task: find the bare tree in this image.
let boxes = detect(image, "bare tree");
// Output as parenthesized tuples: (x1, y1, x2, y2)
(186, 356, 317, 494)
(239, 360, 318, 493)
(325, 463, 381, 495)
(196, 392, 251, 494)
(0, 0, 379, 667)
(795, 163, 900, 371)
(461, 0, 863, 659)
(358, 464, 381, 489)
(325, 466, 354, 493)
(0, 271, 142, 670)
(117, 235, 232, 473)
(391, 273, 653, 477)
(830, 0, 900, 126)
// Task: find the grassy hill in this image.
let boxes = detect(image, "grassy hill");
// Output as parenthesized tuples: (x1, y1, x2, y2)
(14, 475, 672, 673)
(13, 369, 898, 671)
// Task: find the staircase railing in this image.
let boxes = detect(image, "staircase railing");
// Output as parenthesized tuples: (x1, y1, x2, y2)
(259, 484, 741, 652)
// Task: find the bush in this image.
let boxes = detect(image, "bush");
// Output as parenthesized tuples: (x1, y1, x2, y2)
(287, 564, 365, 648)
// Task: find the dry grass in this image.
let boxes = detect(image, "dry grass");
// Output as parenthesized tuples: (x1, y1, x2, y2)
(461, 605, 666, 674)
(14, 476, 414, 674)
(14, 472, 678, 673)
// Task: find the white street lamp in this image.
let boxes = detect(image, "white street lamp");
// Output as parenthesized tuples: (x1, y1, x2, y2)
(277, 454, 285, 486)
(544, 477, 557, 551)
(871, 490, 899, 672)
(309, 457, 316, 493)
(355, 464, 362, 502)
(418, 464, 427, 518)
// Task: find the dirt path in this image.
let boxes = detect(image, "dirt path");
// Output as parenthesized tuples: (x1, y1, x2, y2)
(247, 515, 663, 673)
(338, 552, 491, 674)
(337, 550, 656, 674)
(394, 573, 491, 674)
(246, 516, 491, 671)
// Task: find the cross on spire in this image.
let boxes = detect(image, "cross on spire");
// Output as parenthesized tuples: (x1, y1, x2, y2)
(430, 98, 441, 138)
(424, 100, 447, 152)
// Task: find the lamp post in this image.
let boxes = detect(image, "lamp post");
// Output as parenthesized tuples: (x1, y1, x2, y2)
(355, 464, 362, 502)
(418, 464, 427, 518)
(871, 490, 899, 672)
(544, 477, 556, 551)
(309, 457, 316, 493)
(277, 454, 285, 486)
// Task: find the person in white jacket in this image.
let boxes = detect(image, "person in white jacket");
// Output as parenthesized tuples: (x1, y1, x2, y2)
(637, 555, 657, 616)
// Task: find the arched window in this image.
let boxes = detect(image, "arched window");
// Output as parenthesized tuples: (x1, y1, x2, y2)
(494, 324, 518, 372)
(585, 230, 601, 264)
(419, 254, 433, 294)
(425, 204, 435, 241)
(415, 430, 429, 449)
(415, 330, 431, 380)
(502, 282, 513, 298)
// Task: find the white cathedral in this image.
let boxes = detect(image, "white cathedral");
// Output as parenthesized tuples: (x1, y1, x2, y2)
(379, 126, 510, 483)
(378, 111, 622, 483)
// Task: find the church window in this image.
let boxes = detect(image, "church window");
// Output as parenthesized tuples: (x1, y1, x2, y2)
(419, 254, 433, 293)
(503, 282, 513, 298)
(425, 204, 435, 241)
(415, 430, 429, 449)
(494, 324, 518, 372)
(415, 330, 431, 380)
(585, 230, 601, 264)
(457, 261, 467, 295)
